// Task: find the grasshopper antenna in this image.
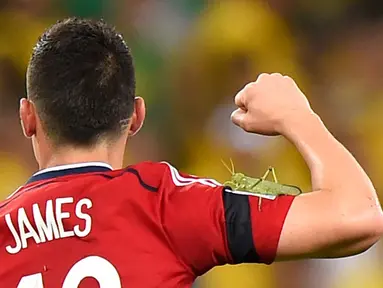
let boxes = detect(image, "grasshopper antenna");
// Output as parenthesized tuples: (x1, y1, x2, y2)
(221, 159, 234, 175)
(230, 158, 235, 174)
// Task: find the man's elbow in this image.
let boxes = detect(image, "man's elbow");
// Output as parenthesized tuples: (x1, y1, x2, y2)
(362, 207, 383, 247)
(345, 205, 383, 255)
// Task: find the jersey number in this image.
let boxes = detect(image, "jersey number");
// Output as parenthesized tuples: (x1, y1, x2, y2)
(17, 256, 121, 287)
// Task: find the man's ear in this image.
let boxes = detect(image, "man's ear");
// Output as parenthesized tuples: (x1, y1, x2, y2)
(128, 96, 146, 136)
(19, 98, 37, 138)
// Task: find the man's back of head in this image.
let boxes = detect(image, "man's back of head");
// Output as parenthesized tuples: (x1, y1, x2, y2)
(26, 18, 136, 147)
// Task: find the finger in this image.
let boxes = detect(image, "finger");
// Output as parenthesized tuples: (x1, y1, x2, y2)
(235, 82, 256, 109)
(234, 90, 246, 109)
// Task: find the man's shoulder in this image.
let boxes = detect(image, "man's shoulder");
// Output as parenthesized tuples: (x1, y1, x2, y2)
(114, 161, 175, 192)
(119, 161, 222, 193)
(126, 161, 188, 176)
(124, 161, 169, 176)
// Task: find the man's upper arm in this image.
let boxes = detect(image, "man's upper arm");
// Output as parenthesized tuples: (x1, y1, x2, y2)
(275, 191, 368, 261)
(159, 163, 230, 275)
(160, 162, 296, 274)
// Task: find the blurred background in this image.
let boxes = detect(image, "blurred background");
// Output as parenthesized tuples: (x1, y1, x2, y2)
(1, 0, 383, 287)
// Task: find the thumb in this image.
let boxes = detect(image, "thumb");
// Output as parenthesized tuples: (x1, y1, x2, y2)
(231, 108, 248, 129)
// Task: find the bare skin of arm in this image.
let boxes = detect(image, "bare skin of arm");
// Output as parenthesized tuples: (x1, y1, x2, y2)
(231, 73, 383, 261)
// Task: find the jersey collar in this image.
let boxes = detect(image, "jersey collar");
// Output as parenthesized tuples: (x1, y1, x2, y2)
(27, 162, 113, 184)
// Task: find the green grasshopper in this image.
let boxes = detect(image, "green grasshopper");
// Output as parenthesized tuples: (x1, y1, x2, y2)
(222, 159, 302, 211)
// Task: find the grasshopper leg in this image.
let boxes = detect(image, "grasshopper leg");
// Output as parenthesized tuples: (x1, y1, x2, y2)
(223, 181, 237, 190)
(261, 168, 271, 180)
(262, 166, 278, 183)
(270, 167, 278, 183)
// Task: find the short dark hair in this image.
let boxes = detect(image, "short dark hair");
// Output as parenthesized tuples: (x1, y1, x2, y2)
(27, 18, 136, 146)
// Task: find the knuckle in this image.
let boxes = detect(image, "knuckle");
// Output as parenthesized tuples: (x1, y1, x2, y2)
(246, 82, 257, 90)
(243, 83, 257, 96)
(271, 72, 282, 77)
(244, 82, 256, 90)
(257, 73, 270, 81)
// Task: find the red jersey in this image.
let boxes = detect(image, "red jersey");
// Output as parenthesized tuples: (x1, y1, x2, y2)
(0, 161, 294, 287)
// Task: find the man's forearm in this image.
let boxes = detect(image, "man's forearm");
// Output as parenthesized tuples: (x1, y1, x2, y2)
(283, 113, 380, 212)
(274, 113, 383, 259)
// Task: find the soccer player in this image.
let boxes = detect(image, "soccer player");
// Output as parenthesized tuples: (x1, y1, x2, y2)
(0, 18, 382, 288)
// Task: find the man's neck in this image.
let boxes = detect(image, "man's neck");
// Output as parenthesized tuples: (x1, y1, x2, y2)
(38, 145, 124, 171)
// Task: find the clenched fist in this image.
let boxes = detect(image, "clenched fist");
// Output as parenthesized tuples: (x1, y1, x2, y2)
(231, 73, 314, 136)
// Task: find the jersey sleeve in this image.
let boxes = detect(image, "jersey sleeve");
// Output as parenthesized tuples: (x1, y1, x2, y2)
(160, 162, 295, 275)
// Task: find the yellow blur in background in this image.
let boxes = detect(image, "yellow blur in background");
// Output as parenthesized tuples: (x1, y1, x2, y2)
(1, 0, 383, 287)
